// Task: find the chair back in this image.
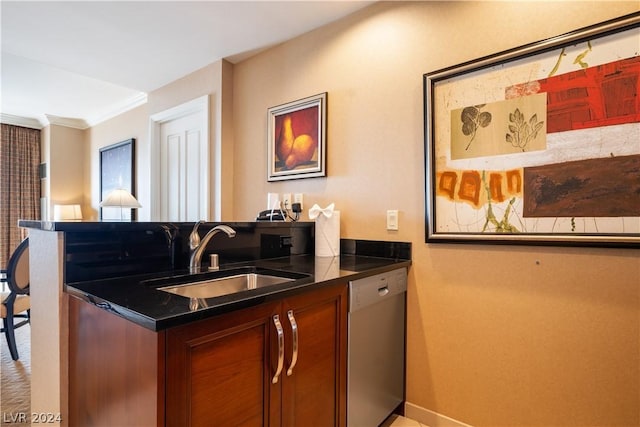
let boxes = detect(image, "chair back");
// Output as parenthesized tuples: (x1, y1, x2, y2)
(6, 238, 29, 294)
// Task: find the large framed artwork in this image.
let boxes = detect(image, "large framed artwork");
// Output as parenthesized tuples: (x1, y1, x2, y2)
(99, 138, 136, 220)
(424, 13, 640, 247)
(267, 92, 327, 181)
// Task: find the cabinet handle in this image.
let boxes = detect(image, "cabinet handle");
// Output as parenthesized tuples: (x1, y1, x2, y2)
(272, 314, 284, 384)
(286, 310, 298, 376)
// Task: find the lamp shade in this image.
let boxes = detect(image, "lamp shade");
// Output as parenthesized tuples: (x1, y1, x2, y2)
(99, 189, 141, 208)
(53, 204, 83, 221)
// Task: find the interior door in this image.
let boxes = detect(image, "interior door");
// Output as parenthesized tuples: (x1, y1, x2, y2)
(149, 95, 210, 222)
(159, 111, 207, 221)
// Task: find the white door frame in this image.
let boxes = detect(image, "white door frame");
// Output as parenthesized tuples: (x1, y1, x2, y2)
(149, 95, 210, 221)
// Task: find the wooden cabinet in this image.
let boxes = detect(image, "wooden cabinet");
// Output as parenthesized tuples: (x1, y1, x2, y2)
(165, 300, 279, 426)
(68, 282, 347, 427)
(280, 285, 347, 427)
(68, 296, 165, 427)
(165, 282, 347, 427)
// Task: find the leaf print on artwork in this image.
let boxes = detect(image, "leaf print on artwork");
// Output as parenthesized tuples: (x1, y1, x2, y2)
(505, 108, 544, 152)
(549, 41, 592, 76)
(573, 41, 592, 69)
(461, 104, 492, 151)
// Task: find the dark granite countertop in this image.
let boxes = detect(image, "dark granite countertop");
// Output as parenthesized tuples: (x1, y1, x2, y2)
(20, 219, 411, 331)
(65, 254, 411, 331)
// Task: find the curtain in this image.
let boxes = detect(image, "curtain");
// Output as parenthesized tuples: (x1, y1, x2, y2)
(0, 124, 41, 270)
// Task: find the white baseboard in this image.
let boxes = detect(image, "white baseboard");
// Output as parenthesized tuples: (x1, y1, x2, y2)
(404, 402, 474, 427)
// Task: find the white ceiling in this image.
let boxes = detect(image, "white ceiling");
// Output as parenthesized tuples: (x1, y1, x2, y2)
(1, 1, 373, 128)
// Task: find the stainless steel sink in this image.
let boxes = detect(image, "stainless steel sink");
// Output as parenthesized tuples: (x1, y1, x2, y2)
(159, 272, 295, 299)
(144, 267, 309, 300)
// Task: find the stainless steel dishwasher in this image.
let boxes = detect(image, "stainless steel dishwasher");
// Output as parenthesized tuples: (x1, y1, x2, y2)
(348, 267, 407, 427)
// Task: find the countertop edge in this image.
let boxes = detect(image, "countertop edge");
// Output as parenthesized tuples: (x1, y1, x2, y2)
(66, 257, 411, 332)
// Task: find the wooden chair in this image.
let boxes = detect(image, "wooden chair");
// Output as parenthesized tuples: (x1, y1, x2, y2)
(0, 238, 30, 360)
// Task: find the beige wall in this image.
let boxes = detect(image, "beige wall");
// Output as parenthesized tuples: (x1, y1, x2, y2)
(89, 60, 233, 220)
(147, 60, 234, 220)
(86, 104, 149, 220)
(232, 2, 640, 426)
(84, 1, 639, 425)
(46, 124, 86, 220)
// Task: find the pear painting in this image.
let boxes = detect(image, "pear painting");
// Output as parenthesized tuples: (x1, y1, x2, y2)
(274, 106, 319, 171)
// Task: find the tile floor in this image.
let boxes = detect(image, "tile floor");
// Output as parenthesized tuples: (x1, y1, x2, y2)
(382, 414, 429, 427)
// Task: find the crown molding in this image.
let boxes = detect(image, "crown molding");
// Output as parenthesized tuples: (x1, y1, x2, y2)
(0, 113, 45, 129)
(2, 93, 147, 131)
(87, 93, 148, 127)
(45, 114, 90, 130)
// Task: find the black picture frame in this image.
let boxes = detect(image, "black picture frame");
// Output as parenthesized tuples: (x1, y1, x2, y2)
(424, 13, 640, 248)
(99, 138, 136, 220)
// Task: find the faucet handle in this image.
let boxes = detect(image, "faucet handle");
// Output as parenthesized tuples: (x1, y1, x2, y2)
(208, 254, 219, 271)
(189, 220, 205, 250)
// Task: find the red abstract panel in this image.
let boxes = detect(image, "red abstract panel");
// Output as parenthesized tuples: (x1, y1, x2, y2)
(523, 154, 640, 217)
(507, 56, 640, 133)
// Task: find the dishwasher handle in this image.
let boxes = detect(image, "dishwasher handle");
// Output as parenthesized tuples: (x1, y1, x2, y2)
(349, 268, 407, 313)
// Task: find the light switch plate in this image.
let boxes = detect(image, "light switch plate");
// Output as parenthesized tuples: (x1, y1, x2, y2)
(386, 210, 398, 231)
(282, 193, 292, 210)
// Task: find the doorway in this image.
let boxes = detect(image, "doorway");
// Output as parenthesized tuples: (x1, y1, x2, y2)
(149, 95, 210, 221)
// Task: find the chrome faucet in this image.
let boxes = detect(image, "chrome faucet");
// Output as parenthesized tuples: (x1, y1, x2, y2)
(189, 222, 236, 273)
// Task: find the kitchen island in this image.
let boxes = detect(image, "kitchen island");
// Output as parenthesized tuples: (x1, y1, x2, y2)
(65, 253, 409, 332)
(20, 220, 410, 426)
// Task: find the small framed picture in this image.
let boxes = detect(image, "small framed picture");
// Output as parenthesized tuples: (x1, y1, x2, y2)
(267, 92, 327, 181)
(99, 138, 135, 220)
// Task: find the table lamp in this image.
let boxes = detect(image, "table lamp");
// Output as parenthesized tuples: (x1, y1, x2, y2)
(53, 204, 83, 221)
(99, 188, 141, 221)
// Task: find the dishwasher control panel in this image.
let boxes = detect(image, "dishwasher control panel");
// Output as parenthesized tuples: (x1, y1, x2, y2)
(348, 267, 407, 313)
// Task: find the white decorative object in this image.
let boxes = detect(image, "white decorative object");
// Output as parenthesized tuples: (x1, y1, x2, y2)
(309, 203, 340, 257)
(314, 255, 340, 281)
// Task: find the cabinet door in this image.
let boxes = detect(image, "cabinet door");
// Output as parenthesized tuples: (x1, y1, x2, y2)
(281, 283, 348, 427)
(166, 301, 281, 427)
